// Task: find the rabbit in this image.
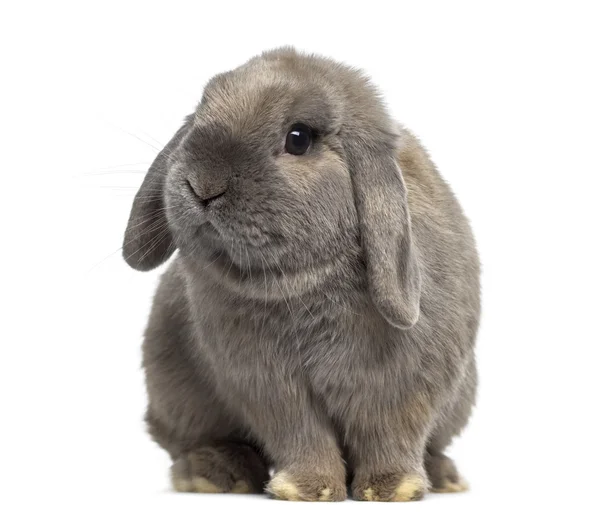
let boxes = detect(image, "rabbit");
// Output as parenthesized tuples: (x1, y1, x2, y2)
(123, 47, 480, 502)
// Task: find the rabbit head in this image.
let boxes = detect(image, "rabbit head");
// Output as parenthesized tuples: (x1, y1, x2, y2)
(123, 48, 421, 329)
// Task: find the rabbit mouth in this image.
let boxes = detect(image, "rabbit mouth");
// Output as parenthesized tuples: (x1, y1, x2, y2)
(204, 218, 283, 253)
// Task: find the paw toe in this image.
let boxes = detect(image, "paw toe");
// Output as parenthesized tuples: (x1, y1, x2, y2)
(231, 480, 251, 494)
(393, 474, 427, 502)
(355, 472, 427, 502)
(191, 476, 224, 493)
(430, 478, 469, 493)
(267, 471, 345, 502)
(171, 475, 195, 493)
(267, 472, 301, 501)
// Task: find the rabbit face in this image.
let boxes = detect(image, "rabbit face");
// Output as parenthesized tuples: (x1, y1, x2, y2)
(125, 48, 421, 329)
(164, 60, 359, 272)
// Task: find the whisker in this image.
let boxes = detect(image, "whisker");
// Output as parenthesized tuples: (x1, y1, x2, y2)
(135, 129, 165, 149)
(225, 238, 236, 279)
(200, 248, 224, 271)
(79, 170, 150, 177)
(86, 205, 185, 274)
(272, 254, 315, 320)
(245, 245, 253, 287)
(238, 240, 243, 293)
(257, 252, 269, 354)
(134, 225, 173, 264)
(86, 245, 126, 274)
(105, 122, 162, 152)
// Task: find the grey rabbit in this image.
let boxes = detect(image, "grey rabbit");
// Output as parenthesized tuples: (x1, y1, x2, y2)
(123, 47, 480, 501)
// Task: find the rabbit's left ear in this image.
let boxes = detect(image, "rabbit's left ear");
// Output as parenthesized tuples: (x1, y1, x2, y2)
(123, 115, 193, 271)
(347, 130, 422, 329)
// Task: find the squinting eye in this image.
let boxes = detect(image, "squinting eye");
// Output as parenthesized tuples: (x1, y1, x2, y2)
(285, 124, 312, 155)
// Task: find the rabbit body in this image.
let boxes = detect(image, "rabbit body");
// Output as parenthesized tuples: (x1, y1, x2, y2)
(124, 48, 480, 501)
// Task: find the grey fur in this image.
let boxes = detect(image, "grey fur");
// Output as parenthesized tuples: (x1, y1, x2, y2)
(124, 47, 480, 501)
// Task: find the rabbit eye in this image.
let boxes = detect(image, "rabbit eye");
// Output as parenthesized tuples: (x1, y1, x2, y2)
(285, 124, 312, 155)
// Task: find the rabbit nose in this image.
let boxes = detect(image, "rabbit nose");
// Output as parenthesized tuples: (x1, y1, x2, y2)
(186, 176, 228, 206)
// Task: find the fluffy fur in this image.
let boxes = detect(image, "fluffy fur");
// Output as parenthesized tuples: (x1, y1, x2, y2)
(123, 47, 480, 501)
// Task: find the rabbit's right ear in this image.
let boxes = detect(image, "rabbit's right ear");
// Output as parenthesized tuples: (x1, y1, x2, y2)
(122, 116, 193, 271)
(346, 127, 422, 329)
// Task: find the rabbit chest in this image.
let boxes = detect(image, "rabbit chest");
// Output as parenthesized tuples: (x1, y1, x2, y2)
(186, 270, 428, 424)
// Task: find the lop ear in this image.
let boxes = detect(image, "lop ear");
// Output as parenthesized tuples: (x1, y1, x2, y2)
(347, 130, 422, 329)
(123, 116, 193, 271)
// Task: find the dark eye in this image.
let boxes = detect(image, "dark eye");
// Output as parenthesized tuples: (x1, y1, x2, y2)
(285, 124, 312, 155)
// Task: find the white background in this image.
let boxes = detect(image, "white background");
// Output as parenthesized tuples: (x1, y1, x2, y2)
(2, 1, 599, 516)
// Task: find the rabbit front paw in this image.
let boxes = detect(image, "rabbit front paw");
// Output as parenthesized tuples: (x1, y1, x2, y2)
(266, 470, 347, 501)
(352, 472, 427, 502)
